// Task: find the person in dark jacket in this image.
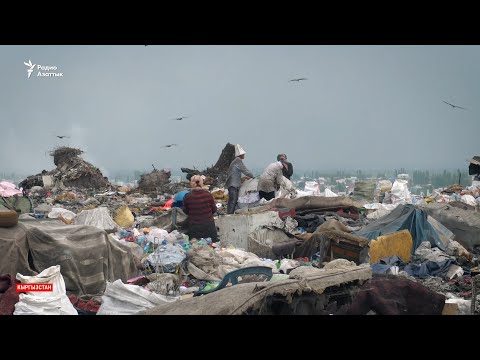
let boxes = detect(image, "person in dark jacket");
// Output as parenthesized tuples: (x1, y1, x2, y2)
(277, 153, 293, 180)
(183, 175, 219, 242)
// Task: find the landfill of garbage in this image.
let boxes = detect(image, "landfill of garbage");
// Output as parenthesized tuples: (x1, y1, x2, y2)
(1, 146, 480, 315)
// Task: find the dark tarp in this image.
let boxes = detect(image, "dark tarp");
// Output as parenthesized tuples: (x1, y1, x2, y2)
(403, 259, 453, 279)
(371, 255, 454, 279)
(469, 156, 480, 175)
(295, 214, 325, 233)
(353, 204, 445, 252)
(344, 273, 446, 315)
(371, 255, 405, 274)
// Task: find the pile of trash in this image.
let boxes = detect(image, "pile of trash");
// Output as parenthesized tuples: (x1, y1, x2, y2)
(138, 168, 175, 193)
(5, 145, 480, 315)
(181, 143, 236, 187)
(19, 147, 110, 190)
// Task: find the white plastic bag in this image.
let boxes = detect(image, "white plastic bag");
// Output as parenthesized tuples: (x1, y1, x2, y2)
(48, 207, 76, 221)
(14, 265, 78, 315)
(461, 194, 476, 207)
(304, 181, 320, 195)
(390, 179, 412, 205)
(324, 188, 338, 197)
(147, 228, 169, 244)
(97, 279, 178, 315)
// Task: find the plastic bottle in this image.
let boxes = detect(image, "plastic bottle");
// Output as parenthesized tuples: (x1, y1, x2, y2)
(144, 242, 152, 253)
(136, 235, 146, 246)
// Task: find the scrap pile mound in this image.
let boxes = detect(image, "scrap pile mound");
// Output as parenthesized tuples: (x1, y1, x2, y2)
(441, 185, 464, 195)
(181, 143, 235, 187)
(19, 147, 110, 190)
(137, 169, 187, 194)
(18, 170, 48, 189)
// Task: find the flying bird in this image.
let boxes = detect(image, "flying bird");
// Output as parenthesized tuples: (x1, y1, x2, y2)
(56, 135, 70, 139)
(172, 116, 188, 121)
(288, 78, 308, 82)
(160, 144, 178, 148)
(442, 101, 467, 110)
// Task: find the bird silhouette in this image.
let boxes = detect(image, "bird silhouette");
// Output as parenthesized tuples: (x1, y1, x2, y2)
(288, 78, 308, 82)
(442, 100, 467, 110)
(56, 135, 70, 139)
(172, 116, 188, 121)
(160, 144, 178, 148)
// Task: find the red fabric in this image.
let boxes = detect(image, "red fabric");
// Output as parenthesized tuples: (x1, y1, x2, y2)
(162, 198, 174, 209)
(76, 300, 100, 312)
(0, 274, 20, 315)
(69, 295, 101, 313)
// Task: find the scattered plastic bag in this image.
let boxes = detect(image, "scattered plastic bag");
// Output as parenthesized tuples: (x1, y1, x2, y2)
(14, 265, 78, 315)
(97, 279, 178, 315)
(147, 244, 186, 273)
(48, 207, 76, 223)
(390, 179, 412, 205)
(461, 194, 476, 207)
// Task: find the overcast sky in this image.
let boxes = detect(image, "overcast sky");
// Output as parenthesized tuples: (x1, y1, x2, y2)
(1, 45, 478, 178)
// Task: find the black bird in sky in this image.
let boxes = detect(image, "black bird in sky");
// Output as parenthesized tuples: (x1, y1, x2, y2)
(160, 144, 178, 148)
(172, 116, 188, 121)
(56, 135, 70, 139)
(442, 100, 467, 110)
(288, 78, 308, 82)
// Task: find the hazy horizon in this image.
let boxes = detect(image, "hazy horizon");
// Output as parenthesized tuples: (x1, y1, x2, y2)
(1, 45, 479, 177)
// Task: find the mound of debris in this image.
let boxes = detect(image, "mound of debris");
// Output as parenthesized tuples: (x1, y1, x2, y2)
(181, 143, 235, 187)
(138, 168, 171, 193)
(19, 147, 110, 190)
(441, 185, 464, 195)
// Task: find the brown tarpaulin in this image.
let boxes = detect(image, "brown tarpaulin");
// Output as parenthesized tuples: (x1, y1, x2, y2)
(0, 219, 138, 296)
(273, 196, 358, 211)
(142, 266, 372, 315)
(0, 225, 31, 277)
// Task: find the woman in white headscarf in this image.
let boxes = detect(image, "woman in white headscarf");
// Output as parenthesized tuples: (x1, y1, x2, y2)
(225, 144, 254, 214)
